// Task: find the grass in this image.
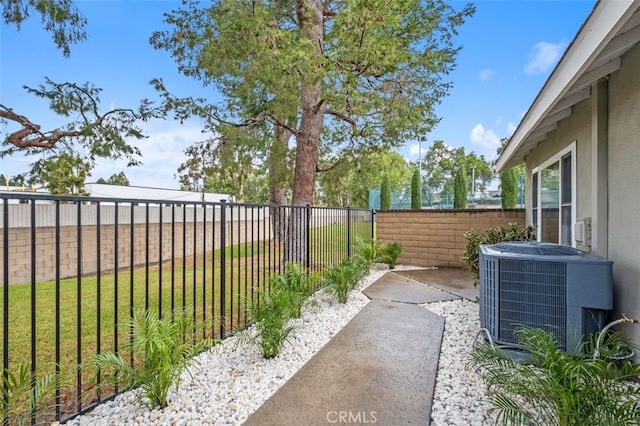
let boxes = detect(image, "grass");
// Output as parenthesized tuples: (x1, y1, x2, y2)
(0, 220, 373, 418)
(0, 244, 277, 418)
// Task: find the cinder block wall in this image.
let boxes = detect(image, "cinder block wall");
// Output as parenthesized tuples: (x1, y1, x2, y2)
(0, 220, 263, 285)
(376, 209, 525, 268)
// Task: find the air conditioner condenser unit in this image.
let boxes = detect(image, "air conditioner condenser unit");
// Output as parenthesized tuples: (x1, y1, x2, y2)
(479, 241, 613, 355)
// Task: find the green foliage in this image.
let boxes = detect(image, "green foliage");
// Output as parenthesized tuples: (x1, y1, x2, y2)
(1, 79, 160, 185)
(353, 236, 377, 266)
(470, 327, 640, 425)
(422, 141, 493, 198)
(178, 125, 273, 203)
(83, 309, 213, 409)
(453, 165, 467, 209)
(1, 0, 87, 57)
(411, 169, 422, 209)
(380, 175, 391, 210)
(325, 256, 369, 304)
(236, 263, 321, 358)
(461, 223, 537, 285)
(352, 237, 402, 269)
(501, 167, 518, 209)
(1, 363, 57, 425)
(96, 171, 130, 186)
(270, 262, 321, 318)
(318, 149, 411, 208)
(377, 241, 403, 269)
(28, 152, 90, 195)
(151, 1, 475, 204)
(236, 286, 297, 359)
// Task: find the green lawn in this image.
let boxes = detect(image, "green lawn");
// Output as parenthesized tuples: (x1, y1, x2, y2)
(0, 220, 373, 417)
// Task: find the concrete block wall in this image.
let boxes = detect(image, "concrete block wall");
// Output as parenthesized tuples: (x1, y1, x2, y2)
(376, 209, 525, 268)
(0, 219, 266, 285)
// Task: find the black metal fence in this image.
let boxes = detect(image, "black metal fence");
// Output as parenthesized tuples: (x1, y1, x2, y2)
(0, 192, 374, 423)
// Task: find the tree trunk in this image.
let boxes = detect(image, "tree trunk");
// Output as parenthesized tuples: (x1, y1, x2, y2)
(287, 0, 325, 264)
(269, 124, 291, 242)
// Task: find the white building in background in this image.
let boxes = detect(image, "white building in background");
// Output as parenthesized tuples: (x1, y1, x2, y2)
(85, 183, 233, 203)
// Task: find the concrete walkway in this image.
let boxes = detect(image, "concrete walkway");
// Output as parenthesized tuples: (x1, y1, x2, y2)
(244, 268, 476, 426)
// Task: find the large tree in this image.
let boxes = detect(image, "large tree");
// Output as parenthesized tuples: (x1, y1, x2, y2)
(420, 140, 493, 200)
(317, 149, 410, 208)
(1, 2, 161, 191)
(28, 152, 90, 195)
(96, 171, 130, 186)
(151, 0, 475, 207)
(1, 80, 159, 190)
(152, 0, 473, 261)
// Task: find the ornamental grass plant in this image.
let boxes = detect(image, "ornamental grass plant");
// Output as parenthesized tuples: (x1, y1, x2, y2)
(83, 309, 213, 409)
(470, 326, 640, 426)
(1, 363, 58, 426)
(235, 285, 297, 359)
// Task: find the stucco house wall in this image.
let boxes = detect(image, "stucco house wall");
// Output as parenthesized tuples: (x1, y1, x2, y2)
(522, 41, 640, 348)
(607, 41, 640, 344)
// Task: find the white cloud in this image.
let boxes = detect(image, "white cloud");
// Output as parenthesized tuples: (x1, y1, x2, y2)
(470, 123, 501, 158)
(479, 68, 494, 81)
(92, 119, 212, 189)
(524, 40, 566, 75)
(507, 122, 518, 136)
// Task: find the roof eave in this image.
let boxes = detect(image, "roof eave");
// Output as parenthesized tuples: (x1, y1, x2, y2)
(496, 0, 639, 173)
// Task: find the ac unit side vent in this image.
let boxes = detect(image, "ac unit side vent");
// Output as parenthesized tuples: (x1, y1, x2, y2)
(480, 255, 499, 339)
(498, 259, 567, 349)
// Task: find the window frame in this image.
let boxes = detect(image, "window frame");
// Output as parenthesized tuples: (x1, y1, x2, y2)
(531, 142, 576, 246)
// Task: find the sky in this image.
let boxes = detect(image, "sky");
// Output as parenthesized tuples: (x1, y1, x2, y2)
(0, 0, 597, 190)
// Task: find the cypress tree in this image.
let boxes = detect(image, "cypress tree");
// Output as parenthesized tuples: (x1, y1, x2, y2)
(501, 167, 517, 209)
(453, 166, 468, 209)
(411, 169, 422, 209)
(380, 175, 391, 210)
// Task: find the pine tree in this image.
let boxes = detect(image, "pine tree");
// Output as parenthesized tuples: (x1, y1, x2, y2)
(411, 169, 422, 209)
(380, 175, 391, 210)
(501, 167, 517, 209)
(453, 166, 468, 209)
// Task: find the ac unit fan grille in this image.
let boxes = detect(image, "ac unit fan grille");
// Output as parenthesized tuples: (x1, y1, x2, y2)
(499, 259, 567, 349)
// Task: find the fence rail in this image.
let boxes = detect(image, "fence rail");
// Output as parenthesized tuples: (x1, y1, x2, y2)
(0, 192, 374, 422)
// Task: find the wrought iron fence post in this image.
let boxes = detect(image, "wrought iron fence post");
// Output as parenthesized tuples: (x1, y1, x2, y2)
(219, 200, 227, 338)
(347, 207, 352, 259)
(2, 199, 8, 426)
(305, 204, 311, 270)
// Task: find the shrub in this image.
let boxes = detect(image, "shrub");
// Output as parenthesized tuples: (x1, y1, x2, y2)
(377, 241, 403, 269)
(453, 165, 467, 209)
(83, 309, 213, 409)
(236, 286, 297, 358)
(353, 236, 377, 266)
(270, 262, 320, 318)
(461, 222, 536, 285)
(325, 256, 369, 304)
(470, 326, 640, 425)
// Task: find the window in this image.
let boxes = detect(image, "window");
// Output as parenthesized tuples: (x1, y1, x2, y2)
(531, 143, 575, 246)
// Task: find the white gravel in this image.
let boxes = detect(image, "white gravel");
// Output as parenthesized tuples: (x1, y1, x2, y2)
(64, 265, 493, 425)
(426, 299, 496, 425)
